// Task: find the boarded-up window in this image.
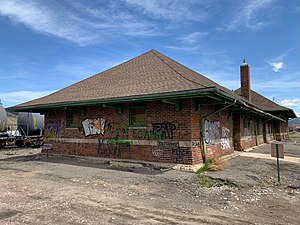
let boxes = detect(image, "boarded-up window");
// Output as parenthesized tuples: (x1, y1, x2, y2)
(66, 111, 81, 128)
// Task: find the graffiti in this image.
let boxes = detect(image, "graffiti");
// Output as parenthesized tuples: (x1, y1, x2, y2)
(192, 141, 200, 147)
(98, 139, 131, 157)
(114, 127, 129, 139)
(82, 118, 106, 136)
(104, 121, 185, 141)
(107, 139, 133, 145)
(152, 148, 163, 159)
(204, 120, 220, 145)
(152, 122, 176, 139)
(158, 141, 178, 148)
(106, 122, 167, 140)
(45, 121, 63, 138)
(220, 127, 231, 150)
(172, 147, 187, 163)
(132, 129, 165, 140)
(106, 122, 130, 140)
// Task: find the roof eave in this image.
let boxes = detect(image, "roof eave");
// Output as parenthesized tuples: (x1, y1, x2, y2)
(9, 87, 220, 111)
(215, 89, 285, 122)
(9, 87, 286, 122)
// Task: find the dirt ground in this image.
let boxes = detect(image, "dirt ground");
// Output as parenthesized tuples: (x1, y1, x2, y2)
(0, 141, 299, 225)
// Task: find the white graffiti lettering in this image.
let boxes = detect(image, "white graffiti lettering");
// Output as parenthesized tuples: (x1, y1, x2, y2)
(152, 148, 163, 159)
(220, 127, 231, 150)
(204, 120, 220, 145)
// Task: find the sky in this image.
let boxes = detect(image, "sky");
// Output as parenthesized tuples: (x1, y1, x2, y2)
(0, 0, 299, 117)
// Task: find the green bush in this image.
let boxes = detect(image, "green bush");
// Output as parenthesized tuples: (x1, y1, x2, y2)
(196, 157, 227, 174)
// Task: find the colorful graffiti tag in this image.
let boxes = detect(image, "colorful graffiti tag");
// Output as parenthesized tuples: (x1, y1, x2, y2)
(82, 118, 106, 136)
(45, 121, 63, 138)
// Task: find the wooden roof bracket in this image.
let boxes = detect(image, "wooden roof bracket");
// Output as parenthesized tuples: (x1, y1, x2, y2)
(162, 99, 181, 112)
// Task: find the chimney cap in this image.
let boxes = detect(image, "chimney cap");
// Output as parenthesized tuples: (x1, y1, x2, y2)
(240, 59, 249, 67)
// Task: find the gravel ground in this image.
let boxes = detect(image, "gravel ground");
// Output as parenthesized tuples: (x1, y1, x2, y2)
(0, 142, 299, 225)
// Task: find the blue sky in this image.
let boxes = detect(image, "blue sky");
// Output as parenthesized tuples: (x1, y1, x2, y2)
(0, 0, 299, 116)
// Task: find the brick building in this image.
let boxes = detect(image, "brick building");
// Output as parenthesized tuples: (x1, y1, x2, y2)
(11, 50, 296, 165)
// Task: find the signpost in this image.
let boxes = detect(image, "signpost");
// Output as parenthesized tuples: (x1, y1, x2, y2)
(271, 143, 284, 183)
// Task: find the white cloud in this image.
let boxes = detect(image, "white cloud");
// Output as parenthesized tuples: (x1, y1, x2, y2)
(0, 90, 55, 106)
(280, 99, 300, 117)
(181, 32, 208, 43)
(254, 79, 300, 89)
(280, 98, 300, 107)
(0, 0, 215, 45)
(165, 46, 199, 52)
(0, 0, 158, 45)
(0, 0, 94, 44)
(123, 0, 210, 22)
(226, 0, 275, 31)
(269, 61, 283, 72)
(267, 48, 293, 72)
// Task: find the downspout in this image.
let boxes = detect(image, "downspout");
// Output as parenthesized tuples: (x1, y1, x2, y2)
(200, 99, 237, 162)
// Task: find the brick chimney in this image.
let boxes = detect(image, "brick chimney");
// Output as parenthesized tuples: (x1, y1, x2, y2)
(240, 59, 251, 101)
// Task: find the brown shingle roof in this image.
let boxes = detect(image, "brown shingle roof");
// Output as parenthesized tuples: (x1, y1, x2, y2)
(13, 50, 235, 108)
(234, 88, 296, 118)
(12, 49, 294, 119)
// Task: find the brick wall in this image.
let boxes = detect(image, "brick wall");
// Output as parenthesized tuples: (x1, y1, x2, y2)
(239, 116, 274, 150)
(199, 106, 234, 159)
(44, 99, 280, 164)
(45, 99, 202, 165)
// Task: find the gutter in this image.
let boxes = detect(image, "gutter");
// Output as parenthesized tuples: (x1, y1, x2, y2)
(9, 87, 286, 123)
(214, 89, 285, 122)
(9, 87, 220, 111)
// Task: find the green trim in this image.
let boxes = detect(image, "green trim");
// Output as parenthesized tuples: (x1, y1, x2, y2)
(103, 104, 124, 115)
(10, 86, 285, 122)
(66, 111, 79, 128)
(162, 99, 181, 112)
(10, 88, 219, 111)
(129, 103, 147, 127)
(194, 99, 200, 112)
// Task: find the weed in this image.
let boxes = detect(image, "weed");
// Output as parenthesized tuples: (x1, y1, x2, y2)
(289, 131, 300, 138)
(207, 157, 227, 171)
(196, 156, 227, 175)
(197, 174, 215, 187)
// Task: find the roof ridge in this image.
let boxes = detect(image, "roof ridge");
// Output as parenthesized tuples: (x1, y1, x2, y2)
(150, 50, 207, 88)
(250, 89, 290, 110)
(15, 50, 156, 107)
(234, 88, 292, 112)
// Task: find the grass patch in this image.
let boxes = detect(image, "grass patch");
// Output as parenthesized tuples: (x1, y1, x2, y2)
(196, 157, 227, 175)
(107, 139, 133, 144)
(289, 131, 300, 138)
(197, 174, 215, 187)
(197, 174, 238, 188)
